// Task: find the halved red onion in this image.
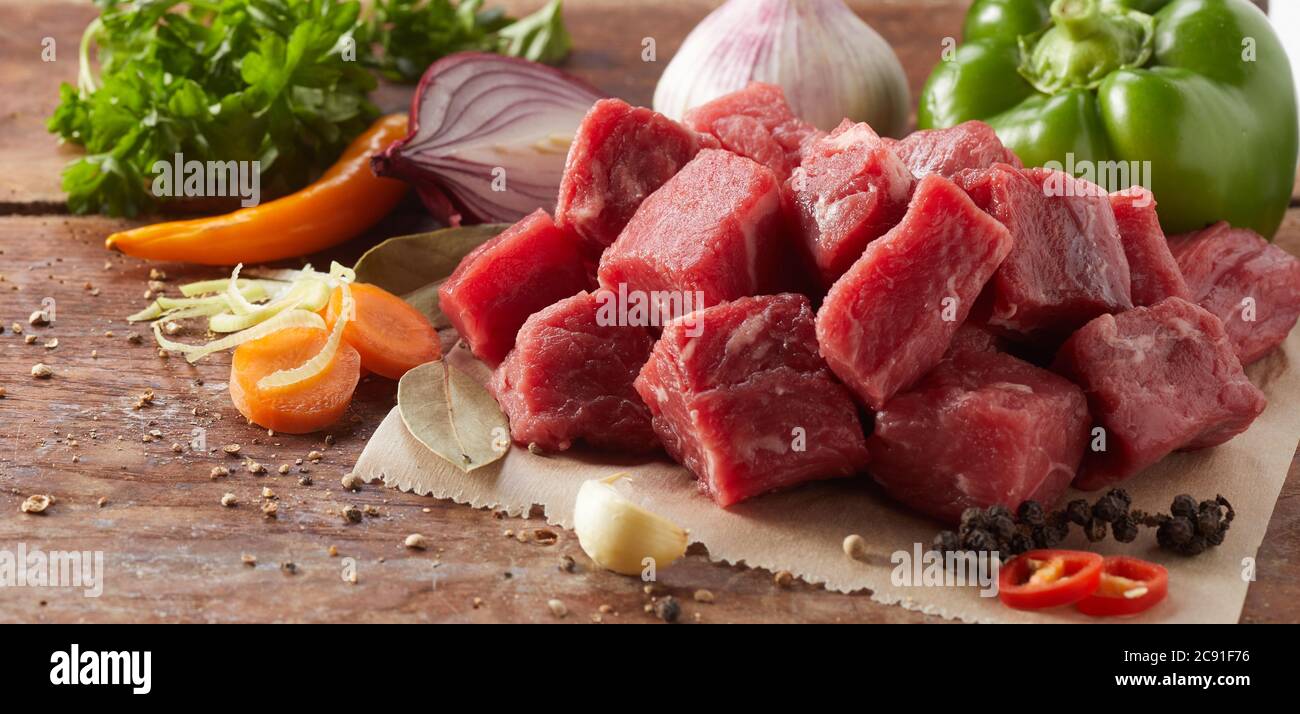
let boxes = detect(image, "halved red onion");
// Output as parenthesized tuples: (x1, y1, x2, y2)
(372, 52, 606, 226)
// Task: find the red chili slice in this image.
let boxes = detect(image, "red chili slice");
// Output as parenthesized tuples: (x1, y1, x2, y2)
(1075, 556, 1169, 617)
(998, 549, 1103, 610)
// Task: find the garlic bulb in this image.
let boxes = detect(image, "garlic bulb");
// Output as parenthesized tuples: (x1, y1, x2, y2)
(654, 0, 911, 137)
(573, 473, 688, 576)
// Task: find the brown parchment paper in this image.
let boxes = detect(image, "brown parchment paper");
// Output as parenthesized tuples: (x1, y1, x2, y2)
(354, 324, 1300, 623)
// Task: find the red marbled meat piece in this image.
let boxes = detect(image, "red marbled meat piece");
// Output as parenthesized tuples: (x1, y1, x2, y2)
(885, 120, 1021, 179)
(868, 348, 1089, 524)
(956, 165, 1132, 340)
(491, 291, 659, 453)
(786, 120, 915, 287)
(1052, 297, 1267, 491)
(1169, 222, 1300, 366)
(438, 210, 593, 365)
(946, 323, 1005, 357)
(598, 149, 797, 323)
(682, 82, 820, 180)
(1107, 187, 1190, 307)
(556, 99, 711, 254)
(816, 175, 1014, 409)
(634, 294, 869, 507)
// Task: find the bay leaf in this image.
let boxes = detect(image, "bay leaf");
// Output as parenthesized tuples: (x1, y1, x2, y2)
(354, 224, 508, 297)
(403, 278, 452, 330)
(397, 360, 510, 473)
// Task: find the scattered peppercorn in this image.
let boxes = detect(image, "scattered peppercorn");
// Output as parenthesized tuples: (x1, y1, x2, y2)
(653, 596, 681, 623)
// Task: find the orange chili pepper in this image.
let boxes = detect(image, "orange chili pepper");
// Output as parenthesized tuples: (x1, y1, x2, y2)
(105, 114, 409, 265)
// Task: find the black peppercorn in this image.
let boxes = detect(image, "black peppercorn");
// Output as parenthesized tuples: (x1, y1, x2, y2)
(1112, 516, 1139, 543)
(1017, 500, 1046, 528)
(653, 596, 681, 623)
(962, 528, 998, 553)
(985, 504, 1013, 522)
(1171, 494, 1197, 519)
(1008, 533, 1034, 555)
(1157, 516, 1195, 547)
(1218, 495, 1235, 523)
(960, 507, 987, 530)
(1065, 499, 1091, 526)
(933, 530, 960, 553)
(1107, 488, 1132, 508)
(1179, 536, 1208, 556)
(1032, 524, 1064, 549)
(1092, 494, 1123, 523)
(1084, 518, 1107, 543)
(1196, 508, 1221, 538)
(990, 514, 1018, 541)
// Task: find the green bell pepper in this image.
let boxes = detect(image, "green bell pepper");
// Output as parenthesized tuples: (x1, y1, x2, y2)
(919, 0, 1298, 238)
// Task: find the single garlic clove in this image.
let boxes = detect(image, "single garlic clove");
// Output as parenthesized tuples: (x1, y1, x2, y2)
(573, 473, 688, 576)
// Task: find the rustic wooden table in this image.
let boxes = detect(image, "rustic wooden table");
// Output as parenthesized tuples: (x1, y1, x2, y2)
(1, 0, 1297, 624)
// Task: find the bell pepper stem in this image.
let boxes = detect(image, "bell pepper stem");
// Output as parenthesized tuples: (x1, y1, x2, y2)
(1051, 0, 1102, 41)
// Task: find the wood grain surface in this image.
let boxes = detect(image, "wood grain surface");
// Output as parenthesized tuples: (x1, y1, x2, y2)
(1, 0, 1298, 624)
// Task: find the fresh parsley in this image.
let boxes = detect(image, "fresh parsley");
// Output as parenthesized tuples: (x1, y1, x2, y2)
(364, 0, 572, 82)
(49, 0, 572, 216)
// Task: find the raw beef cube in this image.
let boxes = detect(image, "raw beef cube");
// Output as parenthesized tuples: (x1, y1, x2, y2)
(885, 121, 1021, 179)
(1052, 297, 1267, 490)
(1169, 222, 1300, 366)
(438, 210, 593, 365)
(956, 165, 1133, 340)
(682, 82, 820, 180)
(946, 323, 1004, 357)
(1108, 187, 1190, 307)
(786, 121, 915, 286)
(816, 175, 1014, 409)
(634, 294, 869, 507)
(868, 348, 1089, 524)
(491, 291, 659, 453)
(598, 149, 798, 323)
(556, 99, 710, 254)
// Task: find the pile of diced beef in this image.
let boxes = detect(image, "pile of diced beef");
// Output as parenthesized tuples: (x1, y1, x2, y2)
(438, 82, 1300, 522)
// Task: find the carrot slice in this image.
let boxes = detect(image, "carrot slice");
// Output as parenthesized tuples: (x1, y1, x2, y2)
(230, 327, 361, 434)
(325, 283, 441, 380)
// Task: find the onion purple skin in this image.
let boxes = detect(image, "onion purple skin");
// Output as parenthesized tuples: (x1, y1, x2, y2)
(371, 52, 607, 227)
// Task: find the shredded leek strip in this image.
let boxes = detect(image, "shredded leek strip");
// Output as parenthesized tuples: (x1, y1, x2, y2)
(151, 306, 217, 323)
(225, 264, 263, 315)
(179, 278, 284, 298)
(255, 268, 354, 390)
(208, 279, 331, 333)
(328, 261, 357, 286)
(242, 266, 317, 283)
(153, 306, 325, 363)
(129, 285, 269, 322)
